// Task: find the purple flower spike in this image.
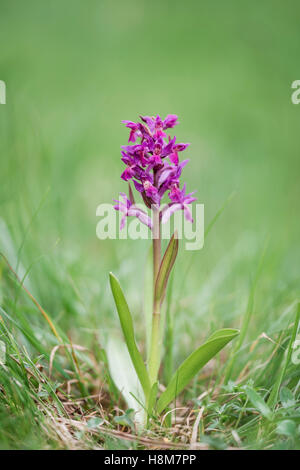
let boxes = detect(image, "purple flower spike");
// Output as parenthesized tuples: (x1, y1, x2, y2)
(114, 193, 153, 230)
(115, 114, 196, 227)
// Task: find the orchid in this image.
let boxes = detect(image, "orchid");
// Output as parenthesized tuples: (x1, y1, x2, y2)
(117, 114, 195, 225)
(109, 114, 239, 424)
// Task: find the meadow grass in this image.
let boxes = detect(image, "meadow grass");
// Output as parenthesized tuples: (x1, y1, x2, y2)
(0, 0, 299, 450)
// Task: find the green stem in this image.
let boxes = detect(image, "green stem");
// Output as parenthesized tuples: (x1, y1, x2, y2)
(148, 206, 161, 385)
(148, 311, 161, 384)
(152, 207, 161, 283)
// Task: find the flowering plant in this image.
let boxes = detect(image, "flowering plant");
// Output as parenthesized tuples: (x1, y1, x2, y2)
(109, 114, 239, 421)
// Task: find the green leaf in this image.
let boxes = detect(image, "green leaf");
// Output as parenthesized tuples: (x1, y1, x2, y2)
(114, 409, 135, 430)
(157, 328, 239, 414)
(244, 385, 273, 421)
(109, 273, 151, 398)
(106, 336, 146, 425)
(154, 233, 178, 305)
(87, 417, 104, 429)
(201, 435, 227, 450)
(276, 420, 297, 437)
(280, 387, 295, 408)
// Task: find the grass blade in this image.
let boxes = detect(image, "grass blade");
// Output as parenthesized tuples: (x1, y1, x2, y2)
(178, 191, 236, 300)
(267, 303, 300, 408)
(223, 240, 268, 383)
(244, 386, 273, 421)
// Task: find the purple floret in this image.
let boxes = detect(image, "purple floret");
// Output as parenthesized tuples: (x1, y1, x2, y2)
(114, 193, 153, 230)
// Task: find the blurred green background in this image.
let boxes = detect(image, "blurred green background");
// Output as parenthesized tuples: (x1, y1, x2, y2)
(0, 0, 299, 354)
